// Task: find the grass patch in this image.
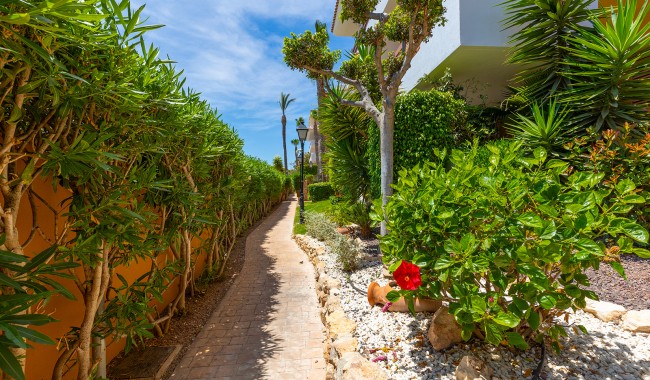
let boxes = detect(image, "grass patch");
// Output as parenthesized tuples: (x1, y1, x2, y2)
(293, 199, 335, 235)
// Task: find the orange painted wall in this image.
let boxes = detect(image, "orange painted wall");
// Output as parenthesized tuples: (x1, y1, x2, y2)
(7, 176, 211, 380)
(599, 0, 650, 23)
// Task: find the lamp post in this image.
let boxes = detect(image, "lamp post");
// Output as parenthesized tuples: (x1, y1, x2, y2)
(296, 120, 309, 224)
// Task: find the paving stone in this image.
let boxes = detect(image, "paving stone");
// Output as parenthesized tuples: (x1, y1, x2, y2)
(170, 198, 326, 379)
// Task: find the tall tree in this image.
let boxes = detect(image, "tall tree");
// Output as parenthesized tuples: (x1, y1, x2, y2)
(279, 93, 296, 175)
(291, 138, 300, 169)
(313, 20, 328, 181)
(283, 0, 446, 234)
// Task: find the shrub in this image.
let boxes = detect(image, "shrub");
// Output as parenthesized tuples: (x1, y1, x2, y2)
(273, 155, 284, 172)
(566, 124, 650, 250)
(333, 201, 374, 238)
(308, 182, 335, 201)
(379, 143, 649, 351)
(304, 211, 338, 242)
(283, 175, 293, 193)
(368, 90, 465, 197)
(292, 172, 302, 194)
(331, 235, 361, 272)
(474, 139, 522, 168)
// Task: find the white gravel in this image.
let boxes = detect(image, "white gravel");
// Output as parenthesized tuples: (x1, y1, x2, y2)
(304, 235, 650, 380)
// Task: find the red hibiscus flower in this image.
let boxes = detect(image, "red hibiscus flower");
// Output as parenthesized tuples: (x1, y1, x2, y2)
(393, 261, 422, 290)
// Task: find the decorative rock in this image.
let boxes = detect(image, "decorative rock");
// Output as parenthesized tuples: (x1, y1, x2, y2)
(621, 310, 650, 333)
(584, 299, 627, 322)
(327, 309, 357, 339)
(428, 306, 463, 351)
(335, 352, 388, 380)
(455, 355, 493, 380)
(332, 335, 358, 357)
(325, 295, 342, 315)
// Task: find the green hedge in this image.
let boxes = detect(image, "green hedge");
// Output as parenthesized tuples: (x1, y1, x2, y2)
(308, 182, 335, 201)
(368, 90, 465, 197)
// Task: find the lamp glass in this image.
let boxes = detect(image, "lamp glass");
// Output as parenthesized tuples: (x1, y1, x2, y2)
(296, 122, 309, 142)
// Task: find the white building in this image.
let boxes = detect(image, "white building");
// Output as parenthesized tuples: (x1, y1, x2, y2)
(332, 0, 596, 105)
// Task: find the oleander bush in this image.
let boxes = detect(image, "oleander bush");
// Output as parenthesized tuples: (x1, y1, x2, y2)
(308, 182, 335, 201)
(379, 142, 649, 351)
(0, 1, 286, 378)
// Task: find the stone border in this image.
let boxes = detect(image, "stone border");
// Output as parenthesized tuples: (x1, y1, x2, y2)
(294, 234, 389, 380)
(583, 299, 650, 333)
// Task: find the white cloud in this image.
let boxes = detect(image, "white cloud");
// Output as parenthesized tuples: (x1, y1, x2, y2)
(131, 0, 349, 161)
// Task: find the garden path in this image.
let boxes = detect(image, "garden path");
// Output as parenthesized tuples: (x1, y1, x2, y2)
(170, 197, 326, 379)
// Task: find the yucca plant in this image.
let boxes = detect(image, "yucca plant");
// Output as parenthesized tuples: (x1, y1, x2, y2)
(507, 100, 578, 153)
(562, 0, 650, 131)
(502, 0, 600, 106)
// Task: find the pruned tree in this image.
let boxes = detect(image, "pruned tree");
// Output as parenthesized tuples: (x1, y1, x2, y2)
(283, 0, 446, 234)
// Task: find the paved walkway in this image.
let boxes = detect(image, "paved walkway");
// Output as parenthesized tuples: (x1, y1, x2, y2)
(170, 198, 326, 379)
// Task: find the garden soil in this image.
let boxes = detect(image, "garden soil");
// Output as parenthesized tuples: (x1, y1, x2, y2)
(585, 254, 650, 310)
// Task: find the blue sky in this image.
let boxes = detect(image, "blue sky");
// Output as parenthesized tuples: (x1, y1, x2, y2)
(131, 0, 352, 164)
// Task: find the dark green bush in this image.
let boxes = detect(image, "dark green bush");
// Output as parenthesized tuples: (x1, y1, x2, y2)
(308, 182, 335, 201)
(379, 143, 649, 351)
(368, 90, 465, 197)
(474, 139, 522, 167)
(283, 175, 293, 193)
(292, 172, 302, 194)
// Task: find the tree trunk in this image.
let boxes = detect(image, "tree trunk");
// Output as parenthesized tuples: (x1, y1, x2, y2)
(315, 77, 326, 180)
(91, 299, 106, 379)
(77, 244, 110, 380)
(282, 115, 288, 175)
(379, 105, 395, 236)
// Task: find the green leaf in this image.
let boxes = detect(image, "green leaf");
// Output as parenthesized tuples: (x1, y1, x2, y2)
(536, 221, 557, 240)
(608, 262, 626, 279)
(615, 179, 635, 195)
(518, 212, 543, 228)
(622, 223, 649, 243)
(12, 326, 54, 345)
(527, 311, 541, 331)
(493, 312, 520, 328)
(0, 343, 24, 380)
(538, 294, 557, 309)
(484, 322, 503, 346)
(386, 290, 401, 303)
(564, 285, 582, 298)
(471, 295, 487, 315)
(622, 194, 645, 204)
(632, 248, 650, 259)
(506, 332, 529, 349)
(575, 238, 602, 256)
(0, 314, 54, 326)
(434, 257, 453, 270)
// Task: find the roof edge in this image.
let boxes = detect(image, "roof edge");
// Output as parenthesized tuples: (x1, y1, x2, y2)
(331, 0, 340, 33)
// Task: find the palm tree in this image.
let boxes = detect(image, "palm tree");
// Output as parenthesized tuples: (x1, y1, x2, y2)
(291, 138, 299, 169)
(313, 20, 328, 181)
(279, 92, 295, 175)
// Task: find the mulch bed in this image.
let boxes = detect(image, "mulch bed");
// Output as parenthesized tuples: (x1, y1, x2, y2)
(585, 254, 650, 310)
(106, 207, 274, 379)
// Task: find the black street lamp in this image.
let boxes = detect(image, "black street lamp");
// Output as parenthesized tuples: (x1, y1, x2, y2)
(296, 120, 309, 224)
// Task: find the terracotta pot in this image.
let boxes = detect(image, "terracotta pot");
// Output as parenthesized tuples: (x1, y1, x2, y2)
(367, 282, 442, 313)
